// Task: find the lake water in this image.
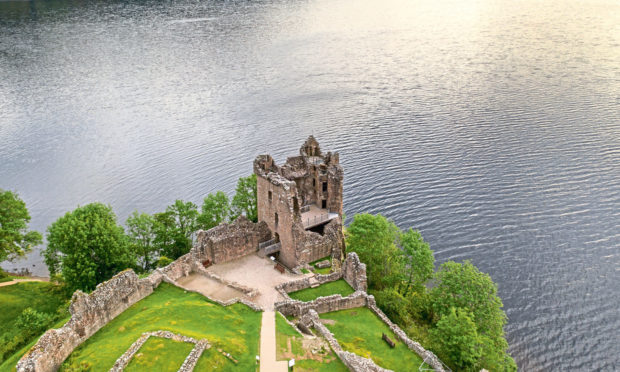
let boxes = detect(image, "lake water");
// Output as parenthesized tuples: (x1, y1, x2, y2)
(0, 0, 618, 369)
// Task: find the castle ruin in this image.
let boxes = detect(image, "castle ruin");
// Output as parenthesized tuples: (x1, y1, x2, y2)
(254, 136, 346, 269)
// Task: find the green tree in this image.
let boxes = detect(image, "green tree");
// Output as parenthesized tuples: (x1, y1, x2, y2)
(430, 260, 515, 371)
(125, 211, 157, 271)
(152, 211, 186, 260)
(231, 174, 257, 222)
(166, 200, 198, 243)
(197, 191, 230, 230)
(430, 307, 482, 371)
(345, 213, 403, 290)
(44, 203, 134, 292)
(0, 189, 42, 263)
(152, 200, 198, 260)
(399, 228, 434, 296)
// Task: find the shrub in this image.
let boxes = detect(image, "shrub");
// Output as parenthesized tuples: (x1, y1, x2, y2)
(156, 256, 173, 268)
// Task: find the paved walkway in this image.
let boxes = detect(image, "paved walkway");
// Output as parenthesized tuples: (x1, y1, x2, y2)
(0, 278, 47, 287)
(260, 311, 288, 372)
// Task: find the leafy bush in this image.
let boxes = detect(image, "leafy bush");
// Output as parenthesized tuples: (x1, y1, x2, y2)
(16, 308, 52, 335)
(156, 256, 173, 268)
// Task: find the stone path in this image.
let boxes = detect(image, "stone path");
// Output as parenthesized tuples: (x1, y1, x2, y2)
(260, 311, 288, 372)
(0, 278, 47, 287)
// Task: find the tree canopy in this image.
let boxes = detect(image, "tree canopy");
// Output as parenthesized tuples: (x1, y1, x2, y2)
(398, 228, 434, 295)
(125, 211, 157, 271)
(0, 190, 42, 263)
(196, 191, 230, 230)
(345, 213, 402, 290)
(231, 174, 257, 222)
(430, 307, 482, 371)
(44, 203, 134, 292)
(430, 260, 515, 371)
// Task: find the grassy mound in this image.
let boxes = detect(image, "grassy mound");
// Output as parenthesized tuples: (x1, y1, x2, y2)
(288, 280, 354, 302)
(275, 312, 347, 372)
(61, 283, 261, 371)
(320, 307, 426, 371)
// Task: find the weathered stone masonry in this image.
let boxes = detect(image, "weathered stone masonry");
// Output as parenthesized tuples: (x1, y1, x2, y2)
(254, 136, 346, 268)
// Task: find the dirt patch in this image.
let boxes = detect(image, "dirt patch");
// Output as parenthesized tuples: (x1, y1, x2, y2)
(207, 254, 307, 310)
(176, 273, 246, 302)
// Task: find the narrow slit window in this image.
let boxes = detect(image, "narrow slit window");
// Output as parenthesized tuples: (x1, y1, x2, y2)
(268, 190, 272, 202)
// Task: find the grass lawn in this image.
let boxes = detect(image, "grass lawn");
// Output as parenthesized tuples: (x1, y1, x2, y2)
(61, 283, 261, 371)
(309, 257, 332, 275)
(0, 282, 67, 335)
(320, 307, 428, 371)
(288, 280, 354, 302)
(0, 316, 70, 372)
(275, 312, 347, 372)
(125, 337, 194, 371)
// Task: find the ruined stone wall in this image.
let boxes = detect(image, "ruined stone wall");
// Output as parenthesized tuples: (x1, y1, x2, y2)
(274, 291, 369, 318)
(342, 252, 368, 292)
(366, 297, 446, 372)
(306, 310, 391, 372)
(293, 217, 345, 266)
(17, 270, 161, 372)
(192, 216, 271, 265)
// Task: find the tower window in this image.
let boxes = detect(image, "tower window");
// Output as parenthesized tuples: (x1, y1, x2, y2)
(322, 182, 327, 192)
(322, 199, 327, 209)
(268, 191, 272, 202)
(275, 212, 279, 228)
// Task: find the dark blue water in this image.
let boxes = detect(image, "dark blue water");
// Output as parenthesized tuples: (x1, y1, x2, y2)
(1, 0, 619, 369)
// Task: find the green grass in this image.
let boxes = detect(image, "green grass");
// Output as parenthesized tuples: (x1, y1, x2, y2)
(314, 267, 332, 275)
(125, 337, 194, 371)
(288, 280, 354, 302)
(275, 313, 347, 372)
(301, 268, 310, 274)
(0, 316, 70, 372)
(0, 282, 67, 335)
(320, 307, 426, 371)
(194, 346, 241, 371)
(61, 283, 261, 371)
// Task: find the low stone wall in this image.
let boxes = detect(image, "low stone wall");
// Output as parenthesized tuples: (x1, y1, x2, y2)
(16, 254, 263, 371)
(307, 310, 391, 372)
(16, 270, 160, 372)
(192, 263, 257, 297)
(192, 216, 271, 264)
(275, 253, 364, 301)
(366, 298, 447, 372)
(110, 330, 209, 372)
(275, 291, 369, 318)
(275, 291, 446, 372)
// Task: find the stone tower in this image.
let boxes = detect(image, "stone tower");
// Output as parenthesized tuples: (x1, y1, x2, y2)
(254, 136, 345, 269)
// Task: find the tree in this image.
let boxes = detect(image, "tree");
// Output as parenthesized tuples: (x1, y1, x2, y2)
(126, 211, 157, 271)
(430, 307, 482, 371)
(152, 211, 186, 260)
(166, 200, 198, 244)
(44, 203, 134, 292)
(231, 174, 257, 222)
(0, 190, 42, 263)
(197, 191, 230, 230)
(430, 260, 515, 371)
(345, 213, 403, 290)
(152, 200, 198, 260)
(399, 228, 434, 296)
